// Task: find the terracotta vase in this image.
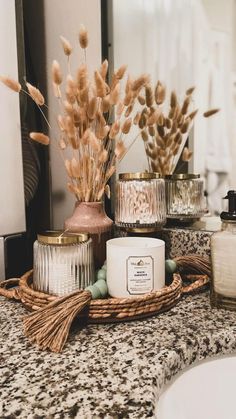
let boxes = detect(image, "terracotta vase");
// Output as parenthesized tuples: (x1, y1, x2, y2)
(64, 201, 113, 269)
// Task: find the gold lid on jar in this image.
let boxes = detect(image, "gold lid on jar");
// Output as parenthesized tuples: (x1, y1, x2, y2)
(119, 172, 162, 181)
(164, 173, 200, 180)
(37, 231, 89, 245)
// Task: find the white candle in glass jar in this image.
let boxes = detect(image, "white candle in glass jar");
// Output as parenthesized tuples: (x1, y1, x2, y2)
(106, 237, 165, 298)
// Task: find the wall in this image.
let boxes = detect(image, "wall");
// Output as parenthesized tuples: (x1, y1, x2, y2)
(202, 0, 236, 193)
(0, 0, 25, 236)
(43, 0, 102, 229)
(112, 0, 212, 176)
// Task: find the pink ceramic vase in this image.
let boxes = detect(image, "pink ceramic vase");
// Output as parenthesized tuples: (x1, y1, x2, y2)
(64, 201, 113, 268)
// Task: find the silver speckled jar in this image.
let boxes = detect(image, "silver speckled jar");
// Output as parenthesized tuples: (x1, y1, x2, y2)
(33, 231, 95, 296)
(115, 172, 166, 232)
(165, 174, 206, 222)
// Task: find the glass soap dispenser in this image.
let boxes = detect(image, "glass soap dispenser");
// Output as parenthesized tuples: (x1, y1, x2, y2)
(211, 190, 236, 310)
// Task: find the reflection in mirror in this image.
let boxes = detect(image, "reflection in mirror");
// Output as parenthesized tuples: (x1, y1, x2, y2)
(110, 0, 236, 215)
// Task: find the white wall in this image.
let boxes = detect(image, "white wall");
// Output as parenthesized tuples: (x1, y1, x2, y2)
(43, 0, 102, 229)
(202, 0, 236, 190)
(112, 0, 211, 175)
(0, 0, 25, 236)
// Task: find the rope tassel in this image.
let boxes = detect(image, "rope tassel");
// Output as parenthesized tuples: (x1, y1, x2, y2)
(175, 255, 211, 277)
(23, 290, 92, 352)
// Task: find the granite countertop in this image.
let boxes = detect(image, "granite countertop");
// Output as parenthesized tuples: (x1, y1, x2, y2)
(1, 292, 236, 418)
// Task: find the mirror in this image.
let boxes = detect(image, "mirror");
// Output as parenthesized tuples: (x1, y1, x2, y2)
(110, 0, 236, 216)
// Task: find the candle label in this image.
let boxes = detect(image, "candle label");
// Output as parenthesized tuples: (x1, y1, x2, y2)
(126, 256, 154, 295)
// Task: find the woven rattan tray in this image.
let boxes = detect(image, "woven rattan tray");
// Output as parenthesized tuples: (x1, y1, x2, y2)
(0, 255, 211, 352)
(1, 270, 184, 322)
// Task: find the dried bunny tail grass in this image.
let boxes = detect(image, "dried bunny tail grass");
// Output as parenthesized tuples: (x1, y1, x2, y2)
(147, 110, 160, 126)
(77, 64, 88, 90)
(100, 59, 109, 80)
(125, 104, 134, 117)
(157, 113, 164, 126)
(94, 70, 107, 97)
(88, 131, 101, 152)
(109, 83, 120, 105)
(115, 140, 126, 160)
(145, 85, 154, 107)
(96, 111, 106, 126)
(182, 146, 193, 162)
(148, 125, 156, 136)
(57, 115, 66, 131)
(29, 132, 49, 145)
(87, 97, 98, 119)
(165, 118, 172, 129)
(52, 60, 62, 85)
(79, 24, 88, 49)
(66, 75, 77, 91)
(97, 187, 105, 201)
(52, 82, 61, 98)
(99, 149, 109, 163)
(181, 96, 190, 115)
(64, 100, 74, 116)
(188, 109, 198, 120)
(138, 113, 147, 129)
(124, 91, 133, 107)
(138, 95, 145, 105)
(60, 35, 72, 56)
(134, 112, 141, 125)
(125, 75, 133, 94)
(132, 74, 149, 92)
(79, 129, 88, 146)
(121, 117, 132, 134)
(109, 121, 120, 139)
(116, 102, 124, 117)
(102, 95, 111, 113)
(170, 91, 178, 108)
(115, 65, 127, 80)
(155, 81, 166, 105)
(203, 108, 220, 118)
(26, 82, 45, 106)
(97, 124, 110, 140)
(186, 86, 195, 95)
(141, 129, 149, 142)
(71, 158, 81, 177)
(180, 118, 191, 134)
(0, 75, 21, 92)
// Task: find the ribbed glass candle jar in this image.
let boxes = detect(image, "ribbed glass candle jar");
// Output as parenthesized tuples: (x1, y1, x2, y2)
(165, 174, 206, 221)
(115, 172, 166, 232)
(33, 231, 95, 296)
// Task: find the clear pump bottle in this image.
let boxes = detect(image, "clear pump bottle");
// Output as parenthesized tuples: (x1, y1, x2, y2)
(211, 191, 236, 310)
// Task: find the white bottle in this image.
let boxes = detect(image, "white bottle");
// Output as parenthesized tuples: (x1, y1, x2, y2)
(211, 190, 236, 310)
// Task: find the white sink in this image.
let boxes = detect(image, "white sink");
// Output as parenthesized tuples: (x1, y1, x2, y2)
(156, 354, 236, 419)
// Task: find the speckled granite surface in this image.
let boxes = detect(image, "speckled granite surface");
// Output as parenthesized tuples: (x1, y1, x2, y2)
(157, 227, 212, 259)
(1, 292, 236, 419)
(116, 226, 213, 259)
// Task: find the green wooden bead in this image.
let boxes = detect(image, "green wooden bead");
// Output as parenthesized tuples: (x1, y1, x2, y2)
(97, 269, 106, 280)
(101, 264, 107, 272)
(95, 279, 108, 298)
(165, 259, 177, 274)
(85, 284, 101, 299)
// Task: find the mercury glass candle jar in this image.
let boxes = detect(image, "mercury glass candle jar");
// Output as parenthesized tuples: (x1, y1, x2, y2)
(115, 172, 166, 232)
(33, 231, 95, 296)
(165, 174, 206, 222)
